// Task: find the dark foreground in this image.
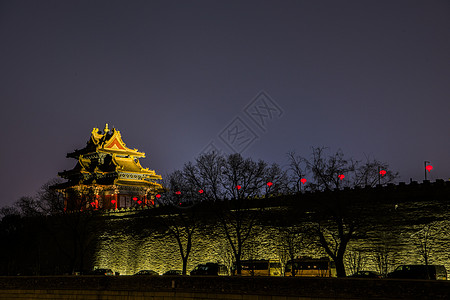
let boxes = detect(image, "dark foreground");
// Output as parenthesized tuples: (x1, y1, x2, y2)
(0, 275, 449, 300)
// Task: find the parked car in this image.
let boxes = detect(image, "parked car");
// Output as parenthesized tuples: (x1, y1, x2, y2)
(348, 271, 382, 279)
(134, 270, 159, 276)
(163, 270, 182, 276)
(190, 263, 228, 276)
(387, 265, 447, 280)
(86, 268, 114, 276)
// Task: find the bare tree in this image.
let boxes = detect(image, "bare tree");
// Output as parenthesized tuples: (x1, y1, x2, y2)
(368, 230, 399, 277)
(156, 210, 199, 275)
(372, 247, 396, 277)
(36, 178, 65, 215)
(316, 219, 355, 277)
(275, 225, 311, 276)
(12, 179, 65, 218)
(217, 240, 235, 276)
(354, 156, 398, 188)
(345, 249, 367, 275)
(14, 196, 41, 217)
(263, 163, 290, 196)
(287, 151, 308, 193)
(156, 171, 202, 275)
(242, 238, 259, 263)
(215, 153, 273, 275)
(157, 152, 275, 276)
(220, 153, 268, 199)
(275, 229, 291, 276)
(412, 223, 437, 266)
(296, 146, 398, 277)
(185, 151, 226, 201)
(301, 147, 357, 277)
(181, 151, 287, 201)
(179, 152, 282, 275)
(307, 147, 357, 191)
(217, 198, 260, 275)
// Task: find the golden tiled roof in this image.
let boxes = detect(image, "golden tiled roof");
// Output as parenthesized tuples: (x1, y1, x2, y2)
(91, 124, 145, 158)
(56, 124, 162, 190)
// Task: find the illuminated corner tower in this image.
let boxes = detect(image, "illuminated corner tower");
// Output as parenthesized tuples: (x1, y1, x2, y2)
(53, 124, 163, 211)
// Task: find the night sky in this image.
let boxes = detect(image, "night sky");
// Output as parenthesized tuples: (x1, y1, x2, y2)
(1, 1, 449, 207)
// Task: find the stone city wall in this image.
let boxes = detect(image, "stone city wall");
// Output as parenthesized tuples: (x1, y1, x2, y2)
(92, 180, 450, 276)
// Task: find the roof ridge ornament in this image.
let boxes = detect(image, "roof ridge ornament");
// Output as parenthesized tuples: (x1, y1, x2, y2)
(104, 123, 110, 134)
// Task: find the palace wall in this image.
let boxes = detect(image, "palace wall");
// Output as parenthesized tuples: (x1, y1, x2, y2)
(91, 180, 450, 275)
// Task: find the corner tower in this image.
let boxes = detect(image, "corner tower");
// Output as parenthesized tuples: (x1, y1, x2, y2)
(53, 124, 162, 211)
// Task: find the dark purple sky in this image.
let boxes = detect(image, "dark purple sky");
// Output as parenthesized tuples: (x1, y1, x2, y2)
(1, 1, 449, 207)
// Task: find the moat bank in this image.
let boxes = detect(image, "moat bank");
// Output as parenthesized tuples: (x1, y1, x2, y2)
(0, 276, 449, 300)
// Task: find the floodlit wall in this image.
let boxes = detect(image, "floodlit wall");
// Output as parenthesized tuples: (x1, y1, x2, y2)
(92, 181, 450, 276)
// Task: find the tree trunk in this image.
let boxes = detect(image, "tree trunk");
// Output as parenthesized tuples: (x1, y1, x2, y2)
(235, 257, 242, 275)
(182, 256, 188, 275)
(334, 256, 346, 277)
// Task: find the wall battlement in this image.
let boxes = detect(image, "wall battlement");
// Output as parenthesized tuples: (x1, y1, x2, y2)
(95, 178, 450, 215)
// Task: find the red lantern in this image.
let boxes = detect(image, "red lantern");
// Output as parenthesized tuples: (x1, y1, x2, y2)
(132, 197, 138, 201)
(338, 174, 345, 180)
(379, 170, 387, 176)
(300, 178, 307, 184)
(198, 189, 204, 194)
(90, 202, 95, 207)
(175, 191, 181, 195)
(137, 200, 142, 205)
(426, 165, 433, 172)
(111, 200, 116, 204)
(267, 182, 273, 187)
(156, 194, 161, 198)
(236, 185, 241, 190)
